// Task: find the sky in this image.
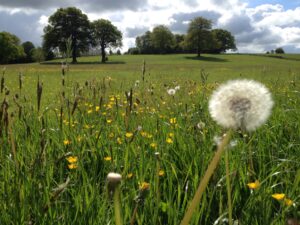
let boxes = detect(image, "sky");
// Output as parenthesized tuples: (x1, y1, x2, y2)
(0, 0, 300, 53)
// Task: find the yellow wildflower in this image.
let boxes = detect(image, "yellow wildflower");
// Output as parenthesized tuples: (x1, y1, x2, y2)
(150, 143, 157, 149)
(272, 193, 285, 200)
(109, 133, 114, 138)
(168, 132, 174, 138)
(68, 163, 77, 169)
(284, 198, 293, 206)
(127, 173, 133, 179)
(95, 106, 100, 112)
(147, 134, 153, 139)
(125, 132, 133, 138)
(166, 138, 173, 144)
(104, 156, 112, 161)
(87, 109, 93, 114)
(106, 119, 112, 124)
(158, 170, 165, 177)
(66, 156, 78, 163)
(63, 140, 71, 145)
(117, 137, 122, 145)
(247, 180, 260, 189)
(140, 131, 147, 137)
(139, 182, 150, 190)
(170, 118, 177, 124)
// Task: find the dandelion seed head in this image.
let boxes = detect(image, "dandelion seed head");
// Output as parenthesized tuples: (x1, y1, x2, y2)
(209, 79, 274, 131)
(167, 88, 176, 96)
(107, 172, 122, 183)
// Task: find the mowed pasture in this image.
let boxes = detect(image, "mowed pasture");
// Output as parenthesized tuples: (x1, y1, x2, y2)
(1, 54, 300, 224)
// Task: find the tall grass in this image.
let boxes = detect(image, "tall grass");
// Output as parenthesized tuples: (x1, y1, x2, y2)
(0, 54, 299, 224)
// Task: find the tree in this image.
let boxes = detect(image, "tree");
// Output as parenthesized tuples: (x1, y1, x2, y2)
(22, 41, 35, 62)
(150, 25, 175, 54)
(275, 47, 285, 54)
(0, 31, 25, 64)
(136, 31, 153, 54)
(185, 17, 213, 57)
(173, 34, 186, 53)
(43, 7, 91, 63)
(211, 29, 236, 53)
(32, 47, 45, 63)
(92, 19, 122, 63)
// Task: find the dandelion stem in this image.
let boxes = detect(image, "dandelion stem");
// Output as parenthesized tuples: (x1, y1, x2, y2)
(180, 129, 233, 225)
(225, 149, 233, 225)
(113, 186, 123, 225)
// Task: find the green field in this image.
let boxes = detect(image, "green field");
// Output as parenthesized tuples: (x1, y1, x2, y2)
(1, 54, 300, 224)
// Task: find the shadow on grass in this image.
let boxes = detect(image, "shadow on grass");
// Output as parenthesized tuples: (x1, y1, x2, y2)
(262, 54, 300, 62)
(185, 55, 228, 62)
(40, 61, 126, 65)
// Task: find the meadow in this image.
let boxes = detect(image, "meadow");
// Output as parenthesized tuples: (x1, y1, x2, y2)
(0, 54, 300, 224)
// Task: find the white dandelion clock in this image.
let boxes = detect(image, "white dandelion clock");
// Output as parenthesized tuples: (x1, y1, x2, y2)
(209, 79, 274, 131)
(167, 88, 176, 96)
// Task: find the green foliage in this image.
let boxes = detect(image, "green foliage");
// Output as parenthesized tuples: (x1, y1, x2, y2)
(43, 7, 91, 63)
(22, 41, 35, 62)
(0, 31, 25, 63)
(275, 47, 285, 54)
(135, 31, 153, 54)
(32, 47, 45, 63)
(92, 19, 122, 63)
(184, 17, 213, 57)
(211, 29, 236, 53)
(150, 25, 175, 54)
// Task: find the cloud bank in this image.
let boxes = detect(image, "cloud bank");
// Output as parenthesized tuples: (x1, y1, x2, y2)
(0, 0, 299, 53)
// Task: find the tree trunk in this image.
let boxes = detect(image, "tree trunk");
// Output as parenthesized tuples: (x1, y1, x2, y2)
(72, 45, 77, 64)
(197, 47, 201, 57)
(101, 44, 106, 63)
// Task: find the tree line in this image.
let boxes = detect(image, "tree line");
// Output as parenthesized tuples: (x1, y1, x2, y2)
(127, 17, 237, 56)
(1, 7, 238, 64)
(1, 7, 122, 64)
(0, 32, 45, 64)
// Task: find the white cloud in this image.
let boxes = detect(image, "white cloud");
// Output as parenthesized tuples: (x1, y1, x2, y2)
(0, 0, 300, 53)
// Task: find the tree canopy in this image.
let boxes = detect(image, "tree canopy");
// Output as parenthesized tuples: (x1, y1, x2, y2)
(185, 17, 213, 57)
(151, 25, 175, 54)
(211, 29, 236, 53)
(22, 41, 35, 62)
(0, 31, 25, 64)
(43, 7, 91, 63)
(92, 19, 122, 63)
(130, 17, 236, 55)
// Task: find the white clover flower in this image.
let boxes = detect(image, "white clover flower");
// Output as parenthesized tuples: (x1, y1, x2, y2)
(167, 88, 176, 96)
(175, 85, 180, 91)
(209, 79, 273, 131)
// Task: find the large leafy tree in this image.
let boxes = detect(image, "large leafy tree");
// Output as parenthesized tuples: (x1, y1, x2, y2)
(136, 31, 153, 54)
(185, 17, 213, 57)
(22, 41, 35, 62)
(0, 32, 25, 64)
(92, 19, 122, 63)
(151, 25, 175, 54)
(211, 29, 236, 53)
(43, 7, 91, 63)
